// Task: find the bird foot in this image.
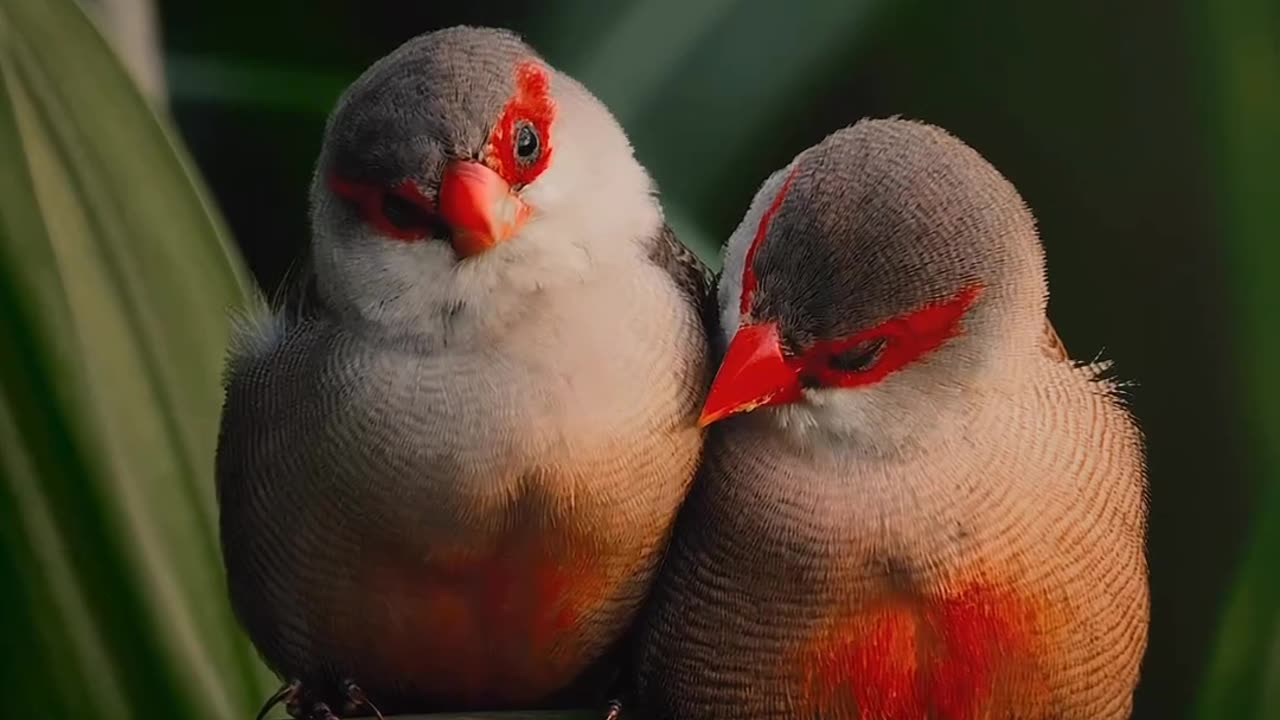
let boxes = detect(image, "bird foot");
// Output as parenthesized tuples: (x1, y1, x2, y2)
(255, 678, 383, 720)
(602, 697, 624, 720)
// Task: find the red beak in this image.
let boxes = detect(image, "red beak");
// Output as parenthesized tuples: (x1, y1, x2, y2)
(438, 161, 531, 258)
(698, 322, 803, 427)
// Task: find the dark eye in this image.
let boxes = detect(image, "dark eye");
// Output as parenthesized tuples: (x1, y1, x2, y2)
(828, 337, 887, 373)
(514, 121, 540, 163)
(381, 192, 434, 232)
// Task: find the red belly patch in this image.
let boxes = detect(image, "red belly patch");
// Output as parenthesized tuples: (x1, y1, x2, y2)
(361, 531, 611, 706)
(800, 585, 1045, 719)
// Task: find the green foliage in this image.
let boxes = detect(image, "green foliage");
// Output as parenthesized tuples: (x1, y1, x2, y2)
(0, 0, 271, 717)
(536, 0, 883, 264)
(1190, 0, 1280, 716)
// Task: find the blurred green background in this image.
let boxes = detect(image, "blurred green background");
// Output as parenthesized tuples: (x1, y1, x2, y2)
(1, 0, 1277, 718)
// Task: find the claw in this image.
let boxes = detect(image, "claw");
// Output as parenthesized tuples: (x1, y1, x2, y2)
(340, 679, 384, 720)
(254, 677, 381, 720)
(255, 680, 301, 720)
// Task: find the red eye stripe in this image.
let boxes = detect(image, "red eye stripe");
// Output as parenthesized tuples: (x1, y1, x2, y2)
(485, 60, 556, 188)
(740, 165, 800, 316)
(328, 175, 437, 242)
(792, 284, 983, 389)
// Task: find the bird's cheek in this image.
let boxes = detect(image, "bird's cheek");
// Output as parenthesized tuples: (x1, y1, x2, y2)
(438, 160, 531, 258)
(699, 322, 803, 427)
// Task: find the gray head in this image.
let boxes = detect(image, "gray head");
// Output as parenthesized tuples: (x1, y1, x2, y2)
(704, 118, 1048, 451)
(309, 27, 659, 345)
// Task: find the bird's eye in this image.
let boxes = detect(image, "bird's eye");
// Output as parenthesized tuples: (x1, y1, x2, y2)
(828, 337, 887, 373)
(381, 191, 434, 233)
(514, 121, 541, 164)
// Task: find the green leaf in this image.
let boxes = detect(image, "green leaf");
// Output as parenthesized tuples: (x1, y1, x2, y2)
(0, 0, 274, 718)
(1191, 0, 1280, 717)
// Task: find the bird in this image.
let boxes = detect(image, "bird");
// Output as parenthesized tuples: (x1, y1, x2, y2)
(632, 118, 1149, 720)
(214, 26, 712, 719)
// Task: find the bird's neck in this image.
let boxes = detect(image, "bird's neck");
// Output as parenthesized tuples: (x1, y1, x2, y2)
(343, 252, 650, 359)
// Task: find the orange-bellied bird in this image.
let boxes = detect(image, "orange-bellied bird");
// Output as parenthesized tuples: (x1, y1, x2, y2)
(215, 26, 713, 719)
(634, 118, 1148, 720)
